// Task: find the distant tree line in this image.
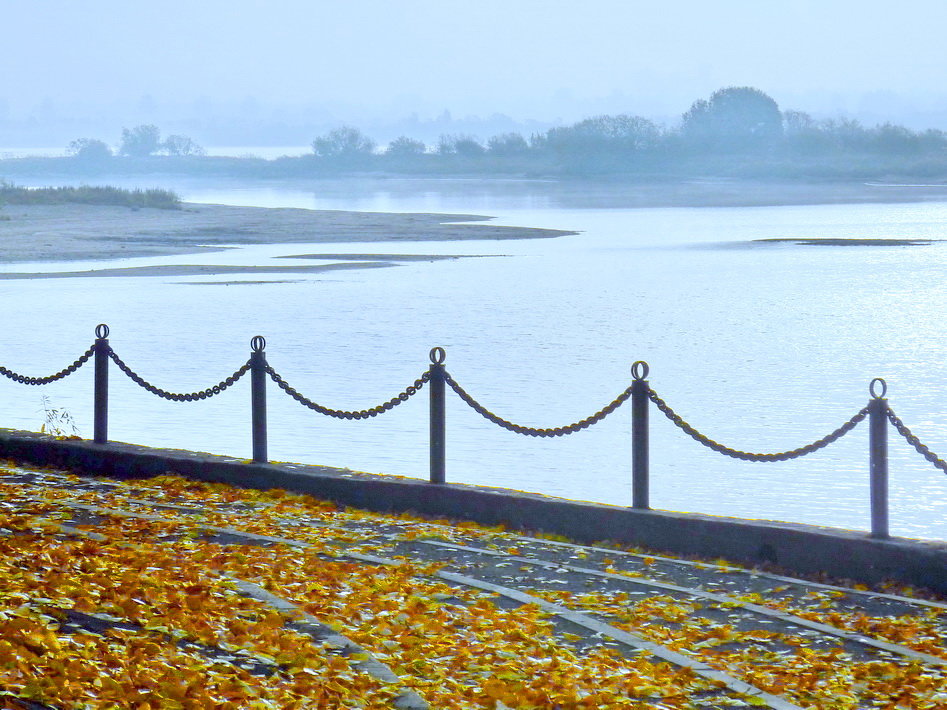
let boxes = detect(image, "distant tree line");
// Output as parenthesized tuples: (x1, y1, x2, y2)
(65, 125, 205, 162)
(303, 87, 947, 177)
(9, 87, 947, 180)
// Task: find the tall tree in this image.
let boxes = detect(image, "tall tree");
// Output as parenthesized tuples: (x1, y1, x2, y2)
(162, 135, 205, 156)
(681, 87, 783, 151)
(541, 115, 661, 155)
(311, 126, 376, 158)
(66, 138, 112, 161)
(436, 134, 484, 157)
(487, 132, 529, 156)
(119, 125, 162, 157)
(385, 136, 426, 157)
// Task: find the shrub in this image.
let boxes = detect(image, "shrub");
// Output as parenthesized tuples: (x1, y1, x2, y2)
(0, 182, 181, 210)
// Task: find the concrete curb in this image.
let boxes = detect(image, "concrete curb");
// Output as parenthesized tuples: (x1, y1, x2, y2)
(1, 428, 945, 595)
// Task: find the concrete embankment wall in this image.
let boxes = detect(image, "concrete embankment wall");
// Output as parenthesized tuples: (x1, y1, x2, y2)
(2, 428, 945, 595)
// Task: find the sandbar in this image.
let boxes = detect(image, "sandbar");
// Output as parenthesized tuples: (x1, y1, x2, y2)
(0, 262, 393, 280)
(753, 237, 940, 247)
(0, 202, 574, 265)
(275, 252, 485, 261)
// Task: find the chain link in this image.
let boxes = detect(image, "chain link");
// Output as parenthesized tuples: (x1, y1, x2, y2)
(444, 372, 633, 437)
(266, 364, 430, 419)
(108, 349, 250, 401)
(0, 345, 96, 385)
(648, 388, 869, 461)
(885, 406, 947, 473)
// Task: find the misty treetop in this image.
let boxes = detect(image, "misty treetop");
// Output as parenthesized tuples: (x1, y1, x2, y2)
(486, 132, 530, 156)
(386, 136, 426, 157)
(66, 138, 113, 161)
(311, 126, 376, 159)
(162, 134, 205, 157)
(6, 87, 947, 180)
(120, 124, 162, 157)
(680, 87, 783, 149)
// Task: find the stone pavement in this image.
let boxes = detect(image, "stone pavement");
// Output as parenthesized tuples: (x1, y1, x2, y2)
(0, 463, 945, 709)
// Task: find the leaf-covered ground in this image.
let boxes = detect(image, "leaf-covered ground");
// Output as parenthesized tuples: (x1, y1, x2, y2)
(0, 462, 944, 709)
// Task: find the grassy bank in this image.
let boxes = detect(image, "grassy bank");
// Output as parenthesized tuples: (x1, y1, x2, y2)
(0, 183, 180, 210)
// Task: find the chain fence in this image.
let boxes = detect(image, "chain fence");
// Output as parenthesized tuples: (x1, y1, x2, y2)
(266, 364, 430, 419)
(108, 349, 251, 402)
(886, 406, 947, 474)
(444, 372, 634, 437)
(8, 328, 947, 546)
(648, 388, 870, 462)
(0, 345, 96, 386)
(4, 327, 947, 488)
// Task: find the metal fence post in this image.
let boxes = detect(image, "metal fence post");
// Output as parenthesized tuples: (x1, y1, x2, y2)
(429, 347, 446, 484)
(250, 336, 268, 463)
(93, 324, 110, 444)
(868, 378, 889, 539)
(631, 361, 650, 509)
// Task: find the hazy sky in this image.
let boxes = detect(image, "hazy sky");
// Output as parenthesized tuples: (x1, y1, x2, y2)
(4, 0, 947, 124)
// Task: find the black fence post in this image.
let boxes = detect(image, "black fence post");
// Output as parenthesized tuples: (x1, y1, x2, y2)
(429, 347, 446, 484)
(631, 361, 650, 509)
(868, 378, 889, 539)
(93, 324, 110, 444)
(250, 336, 268, 463)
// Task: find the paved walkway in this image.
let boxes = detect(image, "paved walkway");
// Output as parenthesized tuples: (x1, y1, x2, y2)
(0, 463, 945, 709)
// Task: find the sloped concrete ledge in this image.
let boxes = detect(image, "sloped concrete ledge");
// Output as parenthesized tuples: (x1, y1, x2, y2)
(1, 427, 945, 595)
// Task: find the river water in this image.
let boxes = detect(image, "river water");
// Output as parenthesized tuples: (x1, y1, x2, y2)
(2, 176, 946, 540)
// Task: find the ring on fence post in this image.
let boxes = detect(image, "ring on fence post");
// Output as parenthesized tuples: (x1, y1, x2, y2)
(631, 361, 650, 510)
(868, 378, 889, 539)
(429, 347, 447, 484)
(250, 336, 268, 463)
(93, 324, 110, 444)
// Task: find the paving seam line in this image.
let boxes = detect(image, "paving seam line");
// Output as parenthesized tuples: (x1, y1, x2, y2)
(418, 539, 947, 667)
(226, 577, 429, 710)
(55, 500, 313, 548)
(0, 692, 58, 710)
(4, 595, 288, 681)
(507, 534, 947, 611)
(50, 607, 281, 675)
(0, 472, 275, 513)
(28, 518, 108, 541)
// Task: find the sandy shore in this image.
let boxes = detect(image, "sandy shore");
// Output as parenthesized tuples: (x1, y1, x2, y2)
(0, 261, 396, 280)
(0, 202, 574, 265)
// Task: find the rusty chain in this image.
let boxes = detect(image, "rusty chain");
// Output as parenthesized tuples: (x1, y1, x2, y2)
(266, 364, 430, 419)
(0, 345, 96, 385)
(108, 349, 251, 402)
(648, 388, 869, 461)
(444, 372, 634, 437)
(885, 406, 947, 473)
